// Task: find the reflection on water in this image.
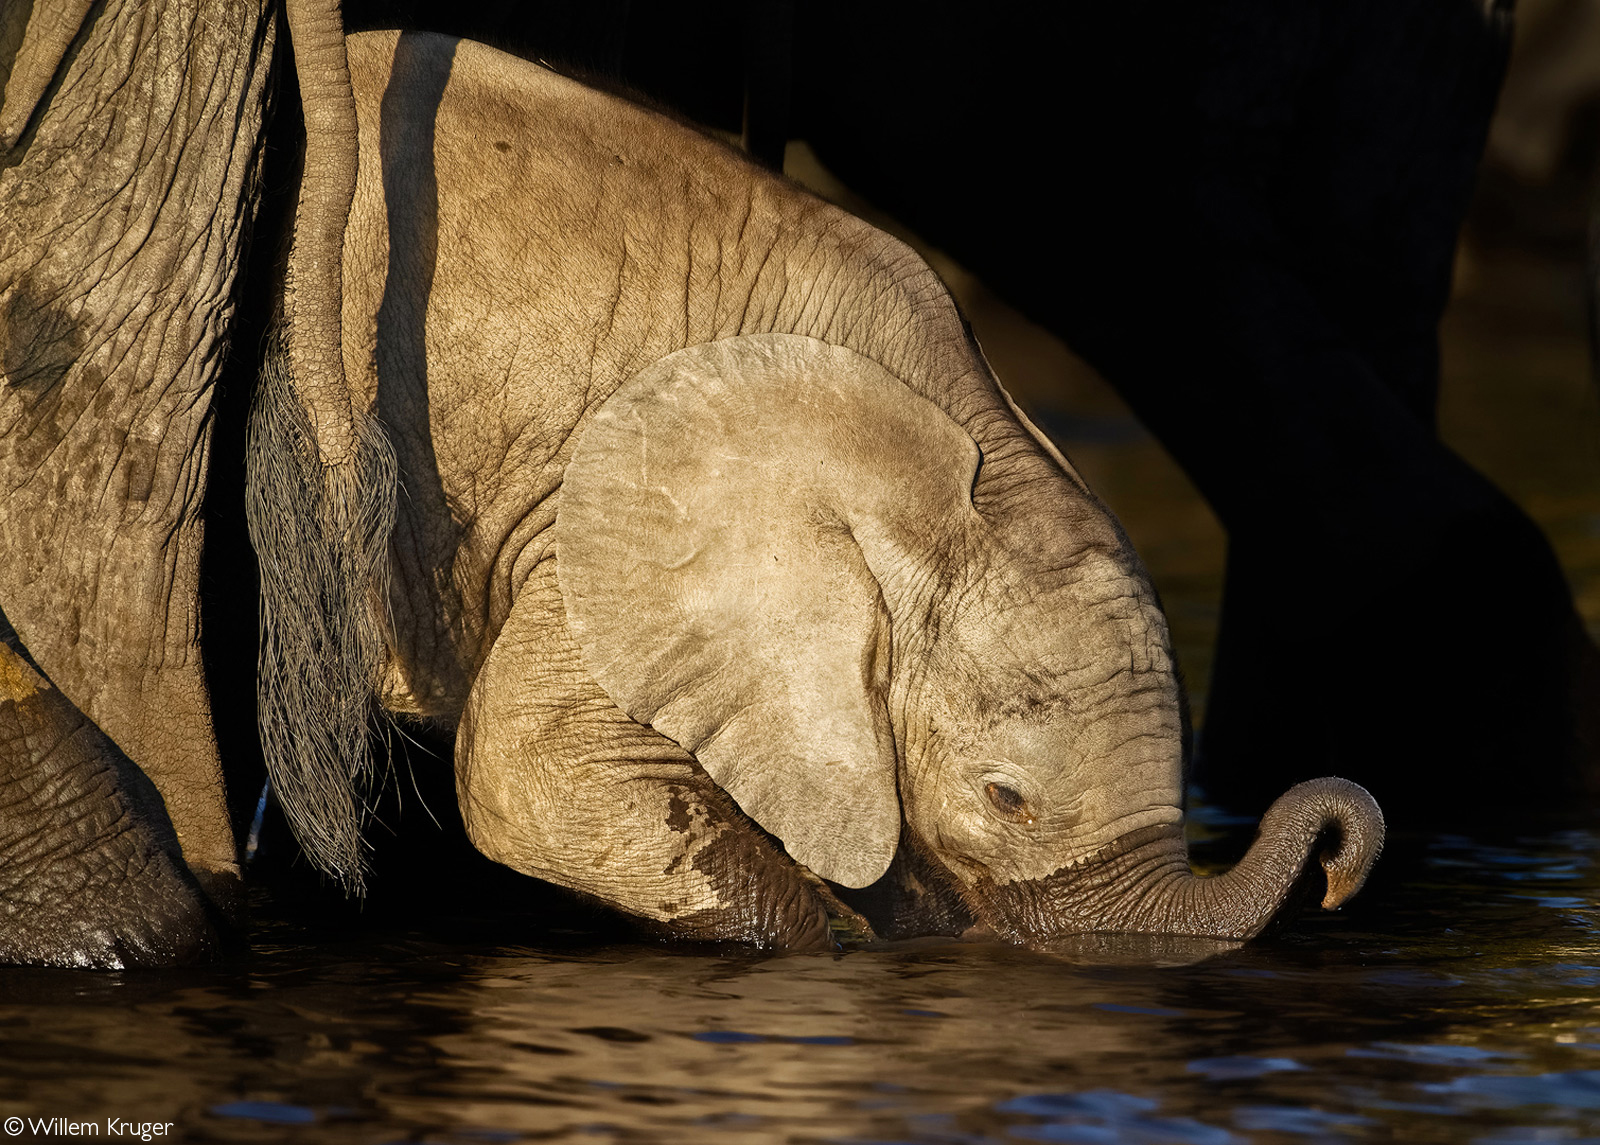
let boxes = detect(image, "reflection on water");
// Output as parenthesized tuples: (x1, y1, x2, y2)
(7, 821, 1600, 1141)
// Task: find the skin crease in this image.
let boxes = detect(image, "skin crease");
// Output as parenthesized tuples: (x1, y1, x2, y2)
(0, 637, 219, 968)
(336, 30, 1382, 947)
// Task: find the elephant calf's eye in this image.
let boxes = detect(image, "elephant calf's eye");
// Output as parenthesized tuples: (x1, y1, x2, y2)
(985, 782, 1034, 824)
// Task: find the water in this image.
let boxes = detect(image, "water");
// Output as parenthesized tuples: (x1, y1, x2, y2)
(6, 820, 1600, 1142)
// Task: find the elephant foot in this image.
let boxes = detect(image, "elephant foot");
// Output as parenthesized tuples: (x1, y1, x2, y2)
(635, 831, 875, 951)
(0, 648, 222, 967)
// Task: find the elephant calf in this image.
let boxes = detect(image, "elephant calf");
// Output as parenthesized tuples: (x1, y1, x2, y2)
(247, 29, 1381, 950)
(0, 26, 1384, 962)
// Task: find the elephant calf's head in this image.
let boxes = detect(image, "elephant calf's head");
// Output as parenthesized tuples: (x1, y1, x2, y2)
(555, 333, 1383, 946)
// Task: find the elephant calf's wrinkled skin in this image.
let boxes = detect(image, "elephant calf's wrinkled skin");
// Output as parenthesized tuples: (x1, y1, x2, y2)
(246, 30, 1384, 950)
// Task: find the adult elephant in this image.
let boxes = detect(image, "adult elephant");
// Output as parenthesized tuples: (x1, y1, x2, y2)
(0, 11, 1386, 962)
(0, 0, 363, 964)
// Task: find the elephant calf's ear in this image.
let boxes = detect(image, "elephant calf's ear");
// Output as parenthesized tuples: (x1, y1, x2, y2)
(554, 335, 977, 889)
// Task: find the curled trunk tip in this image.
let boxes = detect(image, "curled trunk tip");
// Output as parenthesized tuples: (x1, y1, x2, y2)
(1261, 776, 1385, 911)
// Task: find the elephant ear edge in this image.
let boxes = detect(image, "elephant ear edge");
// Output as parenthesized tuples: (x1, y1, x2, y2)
(553, 334, 979, 889)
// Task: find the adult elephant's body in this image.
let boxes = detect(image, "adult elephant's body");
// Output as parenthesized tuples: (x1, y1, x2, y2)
(782, 0, 1597, 811)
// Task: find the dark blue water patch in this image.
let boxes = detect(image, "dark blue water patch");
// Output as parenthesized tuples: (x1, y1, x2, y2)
(692, 1030, 854, 1045)
(903, 1009, 947, 1018)
(1348, 1042, 1521, 1065)
(1545, 831, 1600, 852)
(1187, 1056, 1305, 1081)
(1363, 970, 1466, 990)
(1003, 1092, 1158, 1119)
(1092, 1003, 1187, 1018)
(210, 1101, 318, 1124)
(1000, 1090, 1235, 1144)
(1232, 1105, 1374, 1134)
(1509, 895, 1593, 909)
(1422, 1069, 1600, 1111)
(1499, 866, 1584, 881)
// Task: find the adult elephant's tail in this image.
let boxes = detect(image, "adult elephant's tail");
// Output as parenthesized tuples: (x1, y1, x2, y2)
(246, 332, 396, 895)
(245, 0, 397, 894)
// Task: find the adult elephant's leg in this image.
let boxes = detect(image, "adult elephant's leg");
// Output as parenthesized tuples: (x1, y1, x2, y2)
(0, 0, 276, 914)
(0, 621, 219, 967)
(1264, 0, 1511, 424)
(454, 557, 864, 949)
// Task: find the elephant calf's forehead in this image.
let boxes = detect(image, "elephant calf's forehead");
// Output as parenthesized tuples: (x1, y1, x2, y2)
(949, 551, 1172, 679)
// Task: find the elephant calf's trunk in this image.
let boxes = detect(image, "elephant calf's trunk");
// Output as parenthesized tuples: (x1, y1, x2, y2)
(1166, 776, 1386, 939)
(993, 777, 1385, 944)
(1275, 776, 1386, 910)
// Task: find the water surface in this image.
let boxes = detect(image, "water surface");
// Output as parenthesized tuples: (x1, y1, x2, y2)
(6, 819, 1600, 1142)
